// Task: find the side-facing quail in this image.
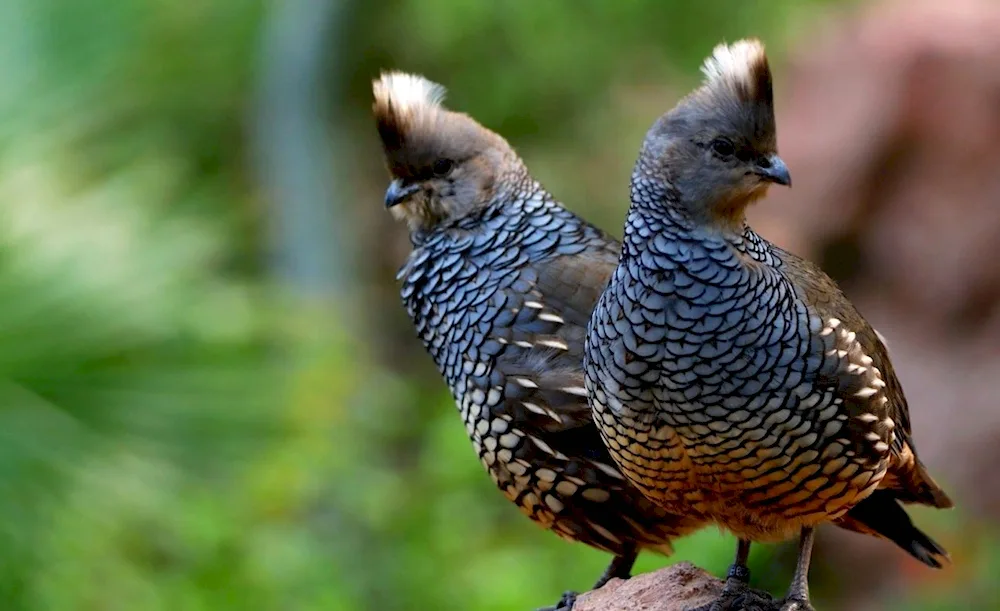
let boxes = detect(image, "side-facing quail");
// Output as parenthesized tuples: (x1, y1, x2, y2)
(584, 40, 954, 611)
(372, 72, 707, 610)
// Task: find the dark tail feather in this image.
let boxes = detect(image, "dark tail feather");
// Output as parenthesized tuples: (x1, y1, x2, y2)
(840, 490, 950, 569)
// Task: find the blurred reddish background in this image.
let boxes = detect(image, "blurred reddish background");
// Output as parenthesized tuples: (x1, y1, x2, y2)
(753, 1, 1000, 607)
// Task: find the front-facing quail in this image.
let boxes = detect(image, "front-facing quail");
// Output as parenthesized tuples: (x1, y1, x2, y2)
(584, 40, 954, 610)
(372, 72, 707, 610)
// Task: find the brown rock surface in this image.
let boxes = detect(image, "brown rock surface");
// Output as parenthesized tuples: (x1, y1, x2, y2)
(573, 563, 778, 611)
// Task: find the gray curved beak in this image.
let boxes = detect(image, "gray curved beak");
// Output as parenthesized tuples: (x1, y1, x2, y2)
(757, 155, 791, 187)
(385, 178, 419, 208)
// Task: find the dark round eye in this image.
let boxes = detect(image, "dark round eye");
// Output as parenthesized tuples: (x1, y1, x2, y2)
(710, 139, 735, 157)
(432, 158, 454, 176)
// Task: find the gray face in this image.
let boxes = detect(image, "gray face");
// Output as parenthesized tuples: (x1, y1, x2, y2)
(637, 95, 790, 227)
(382, 153, 495, 231)
(377, 110, 514, 231)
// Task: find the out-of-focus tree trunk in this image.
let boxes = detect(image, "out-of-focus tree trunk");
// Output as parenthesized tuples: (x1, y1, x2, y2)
(252, 0, 351, 300)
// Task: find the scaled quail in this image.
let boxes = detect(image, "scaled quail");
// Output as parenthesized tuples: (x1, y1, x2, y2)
(372, 72, 706, 610)
(584, 40, 953, 611)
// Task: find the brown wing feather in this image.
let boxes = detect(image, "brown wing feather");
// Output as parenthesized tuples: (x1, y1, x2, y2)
(478, 239, 704, 553)
(489, 243, 620, 434)
(775, 247, 953, 510)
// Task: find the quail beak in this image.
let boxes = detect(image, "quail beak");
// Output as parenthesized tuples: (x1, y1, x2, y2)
(756, 155, 792, 187)
(384, 178, 420, 208)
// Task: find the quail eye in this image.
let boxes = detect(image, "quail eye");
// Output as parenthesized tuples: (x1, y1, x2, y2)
(710, 139, 735, 158)
(432, 158, 454, 176)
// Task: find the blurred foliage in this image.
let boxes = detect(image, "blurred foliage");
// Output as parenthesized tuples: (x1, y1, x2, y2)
(349, 0, 837, 141)
(0, 0, 991, 610)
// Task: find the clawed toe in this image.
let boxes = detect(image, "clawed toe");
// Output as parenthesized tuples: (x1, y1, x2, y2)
(687, 598, 739, 611)
(536, 590, 577, 611)
(687, 582, 746, 611)
(737, 589, 779, 611)
(555, 591, 577, 611)
(687, 587, 777, 611)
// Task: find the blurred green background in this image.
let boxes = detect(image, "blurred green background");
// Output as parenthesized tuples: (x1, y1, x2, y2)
(1, 0, 995, 610)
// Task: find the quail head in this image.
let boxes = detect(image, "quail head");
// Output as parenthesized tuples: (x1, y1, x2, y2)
(584, 39, 953, 611)
(373, 72, 707, 610)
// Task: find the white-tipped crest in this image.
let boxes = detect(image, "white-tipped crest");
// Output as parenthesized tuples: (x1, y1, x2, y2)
(699, 39, 770, 102)
(373, 71, 447, 116)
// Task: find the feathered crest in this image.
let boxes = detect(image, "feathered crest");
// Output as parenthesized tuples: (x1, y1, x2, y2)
(371, 71, 522, 230)
(373, 72, 448, 152)
(698, 38, 773, 109)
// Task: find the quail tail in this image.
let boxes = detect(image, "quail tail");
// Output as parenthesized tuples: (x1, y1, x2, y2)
(840, 490, 950, 568)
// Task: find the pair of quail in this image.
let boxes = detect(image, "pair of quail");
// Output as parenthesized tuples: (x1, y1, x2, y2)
(373, 39, 952, 611)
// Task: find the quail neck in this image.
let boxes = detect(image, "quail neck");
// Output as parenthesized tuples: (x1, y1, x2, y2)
(625, 178, 779, 268)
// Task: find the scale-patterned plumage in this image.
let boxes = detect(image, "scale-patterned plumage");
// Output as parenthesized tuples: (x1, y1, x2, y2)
(584, 40, 953, 610)
(373, 72, 705, 609)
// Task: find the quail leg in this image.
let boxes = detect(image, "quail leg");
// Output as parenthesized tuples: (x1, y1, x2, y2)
(780, 528, 816, 611)
(537, 546, 638, 611)
(591, 544, 639, 590)
(688, 539, 774, 611)
(721, 539, 754, 597)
